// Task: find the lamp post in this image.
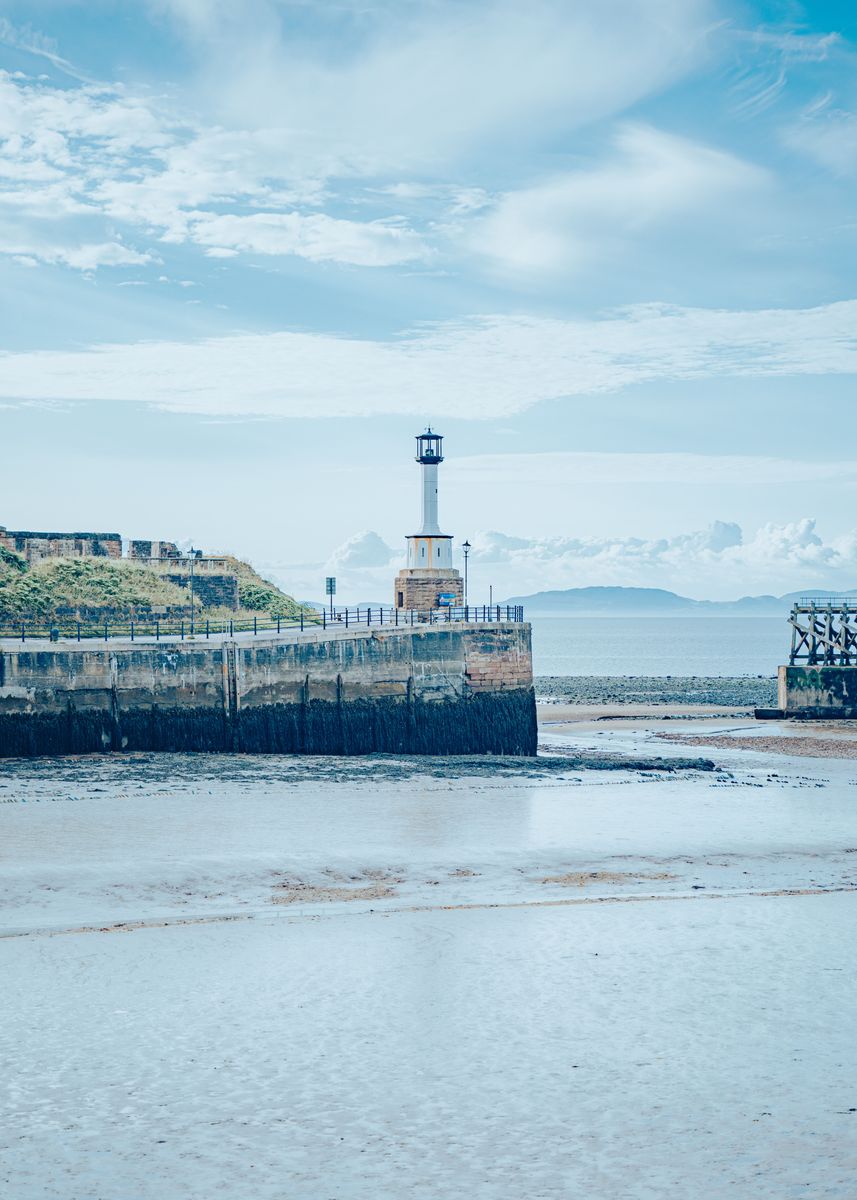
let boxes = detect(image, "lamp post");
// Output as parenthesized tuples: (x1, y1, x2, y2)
(462, 540, 471, 607)
(188, 546, 198, 635)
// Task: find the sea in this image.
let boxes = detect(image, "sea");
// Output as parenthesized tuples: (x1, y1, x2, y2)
(529, 614, 786, 677)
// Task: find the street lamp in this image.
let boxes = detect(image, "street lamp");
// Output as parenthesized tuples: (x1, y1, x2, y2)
(188, 546, 201, 635)
(462, 540, 471, 607)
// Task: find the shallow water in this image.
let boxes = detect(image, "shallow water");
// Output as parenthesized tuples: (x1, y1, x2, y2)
(2, 731, 857, 1197)
(5, 895, 856, 1199)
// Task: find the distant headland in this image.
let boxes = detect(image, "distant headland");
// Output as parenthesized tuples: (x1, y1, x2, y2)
(503, 585, 855, 616)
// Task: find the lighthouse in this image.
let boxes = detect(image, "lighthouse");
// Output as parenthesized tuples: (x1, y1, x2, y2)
(394, 429, 464, 611)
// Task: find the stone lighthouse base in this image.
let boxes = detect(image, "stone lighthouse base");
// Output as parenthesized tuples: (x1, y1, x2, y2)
(395, 567, 463, 611)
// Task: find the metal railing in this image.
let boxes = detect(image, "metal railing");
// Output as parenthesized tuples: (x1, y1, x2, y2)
(797, 596, 857, 607)
(0, 604, 525, 644)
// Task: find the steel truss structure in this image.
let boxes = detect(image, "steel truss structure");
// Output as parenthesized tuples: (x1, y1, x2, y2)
(789, 598, 857, 665)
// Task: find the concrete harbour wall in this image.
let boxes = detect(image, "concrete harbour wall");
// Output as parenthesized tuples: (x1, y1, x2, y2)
(0, 622, 536, 758)
(778, 665, 857, 717)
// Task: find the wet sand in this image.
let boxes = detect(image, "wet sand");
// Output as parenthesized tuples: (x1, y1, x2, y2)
(4, 697, 857, 1197)
(536, 698, 857, 761)
(539, 700, 749, 724)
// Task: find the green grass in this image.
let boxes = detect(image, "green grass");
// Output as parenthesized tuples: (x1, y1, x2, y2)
(0, 546, 27, 574)
(0, 554, 314, 622)
(0, 559, 189, 618)
(222, 557, 312, 619)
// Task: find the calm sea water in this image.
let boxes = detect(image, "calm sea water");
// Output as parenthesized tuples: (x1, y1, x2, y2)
(529, 615, 787, 677)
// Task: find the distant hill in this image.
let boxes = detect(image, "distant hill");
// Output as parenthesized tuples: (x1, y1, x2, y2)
(503, 585, 857, 615)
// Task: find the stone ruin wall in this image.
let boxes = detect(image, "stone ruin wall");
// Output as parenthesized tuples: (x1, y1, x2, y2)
(1, 529, 239, 611)
(162, 572, 240, 611)
(0, 528, 122, 564)
(128, 540, 181, 559)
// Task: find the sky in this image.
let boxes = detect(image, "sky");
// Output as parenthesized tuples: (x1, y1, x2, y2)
(2, 0, 857, 602)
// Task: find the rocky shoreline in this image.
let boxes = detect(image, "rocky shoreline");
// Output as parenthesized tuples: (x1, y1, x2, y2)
(536, 674, 778, 708)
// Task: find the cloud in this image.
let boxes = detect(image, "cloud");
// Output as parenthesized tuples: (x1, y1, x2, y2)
(462, 518, 857, 598)
(723, 28, 842, 121)
(268, 518, 857, 602)
(785, 102, 857, 176)
(0, 240, 154, 270)
(450, 451, 857, 488)
(740, 31, 841, 62)
(469, 125, 768, 274)
(0, 0, 718, 278)
(2, 299, 857, 417)
(0, 71, 424, 270)
(154, 0, 718, 172)
(0, 69, 180, 270)
(327, 531, 396, 570)
(0, 4, 840, 286)
(0, 17, 88, 80)
(187, 211, 427, 266)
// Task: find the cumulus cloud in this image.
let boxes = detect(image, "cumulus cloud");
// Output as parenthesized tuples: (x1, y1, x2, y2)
(327, 531, 396, 570)
(0, 70, 425, 270)
(469, 518, 857, 598)
(469, 521, 744, 568)
(268, 518, 857, 603)
(2, 300, 857, 417)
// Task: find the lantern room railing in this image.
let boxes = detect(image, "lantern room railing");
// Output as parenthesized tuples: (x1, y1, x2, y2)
(415, 428, 444, 463)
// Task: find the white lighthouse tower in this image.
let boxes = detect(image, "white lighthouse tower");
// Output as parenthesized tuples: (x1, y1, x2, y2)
(394, 429, 463, 611)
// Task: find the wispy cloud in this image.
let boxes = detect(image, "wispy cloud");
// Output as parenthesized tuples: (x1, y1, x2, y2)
(0, 16, 91, 81)
(188, 211, 428, 266)
(785, 100, 857, 176)
(5, 240, 154, 271)
(450, 452, 857, 487)
(153, 0, 718, 170)
(0, 0, 719, 276)
(467, 125, 768, 274)
(2, 299, 856, 417)
(728, 28, 842, 119)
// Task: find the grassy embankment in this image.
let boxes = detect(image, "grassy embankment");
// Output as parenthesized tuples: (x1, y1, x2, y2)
(0, 548, 313, 622)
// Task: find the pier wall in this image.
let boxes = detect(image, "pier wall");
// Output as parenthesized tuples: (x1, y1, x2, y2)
(0, 622, 536, 758)
(777, 665, 857, 717)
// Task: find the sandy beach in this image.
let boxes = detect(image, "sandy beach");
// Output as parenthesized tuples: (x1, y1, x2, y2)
(3, 686, 857, 1197)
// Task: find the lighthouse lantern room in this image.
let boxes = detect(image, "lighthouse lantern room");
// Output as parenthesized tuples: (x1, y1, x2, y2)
(394, 428, 464, 611)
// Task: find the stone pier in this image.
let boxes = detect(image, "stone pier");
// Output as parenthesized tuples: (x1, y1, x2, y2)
(0, 622, 536, 758)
